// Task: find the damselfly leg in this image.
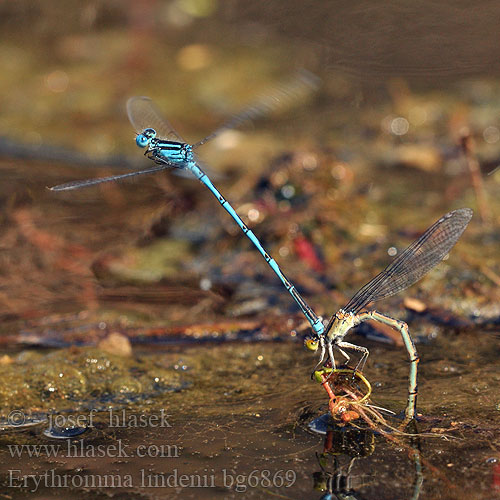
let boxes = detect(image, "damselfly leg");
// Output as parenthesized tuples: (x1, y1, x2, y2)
(313, 208, 473, 422)
(353, 310, 418, 422)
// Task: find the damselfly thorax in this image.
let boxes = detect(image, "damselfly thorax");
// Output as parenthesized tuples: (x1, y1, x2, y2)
(135, 128, 193, 166)
(304, 208, 472, 423)
(325, 309, 355, 342)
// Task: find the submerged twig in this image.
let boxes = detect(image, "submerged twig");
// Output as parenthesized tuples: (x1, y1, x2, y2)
(316, 368, 458, 440)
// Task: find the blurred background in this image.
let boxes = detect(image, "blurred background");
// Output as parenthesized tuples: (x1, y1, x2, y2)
(0, 2, 498, 499)
(0, 0, 498, 327)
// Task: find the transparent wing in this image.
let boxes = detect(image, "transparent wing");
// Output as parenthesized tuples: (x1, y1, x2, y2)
(192, 69, 321, 149)
(49, 164, 171, 191)
(127, 96, 186, 142)
(342, 208, 473, 314)
(167, 153, 225, 180)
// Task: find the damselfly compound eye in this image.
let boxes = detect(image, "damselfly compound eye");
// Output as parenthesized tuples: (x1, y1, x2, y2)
(143, 128, 157, 138)
(135, 134, 150, 148)
(304, 336, 319, 352)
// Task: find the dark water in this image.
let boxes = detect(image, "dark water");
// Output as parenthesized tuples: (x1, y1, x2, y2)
(0, 333, 498, 499)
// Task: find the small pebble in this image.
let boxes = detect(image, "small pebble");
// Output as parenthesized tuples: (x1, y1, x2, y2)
(404, 297, 427, 313)
(98, 332, 132, 357)
(0, 355, 13, 365)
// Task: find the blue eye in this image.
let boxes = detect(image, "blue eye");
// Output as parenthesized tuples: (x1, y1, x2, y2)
(136, 134, 149, 148)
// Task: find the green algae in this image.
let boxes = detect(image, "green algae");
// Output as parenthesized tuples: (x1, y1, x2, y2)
(0, 347, 187, 416)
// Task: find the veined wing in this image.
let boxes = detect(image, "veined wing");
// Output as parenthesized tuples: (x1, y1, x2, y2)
(192, 69, 321, 149)
(342, 208, 473, 314)
(127, 96, 186, 142)
(170, 153, 224, 180)
(49, 164, 171, 191)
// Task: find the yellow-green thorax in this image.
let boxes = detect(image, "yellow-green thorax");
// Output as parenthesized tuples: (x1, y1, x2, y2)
(326, 309, 355, 342)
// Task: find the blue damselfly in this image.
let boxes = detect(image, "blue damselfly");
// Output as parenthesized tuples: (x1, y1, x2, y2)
(50, 78, 472, 422)
(50, 72, 325, 336)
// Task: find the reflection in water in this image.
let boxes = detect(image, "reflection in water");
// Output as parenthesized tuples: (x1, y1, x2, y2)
(310, 422, 423, 500)
(0, 412, 47, 431)
(43, 423, 88, 439)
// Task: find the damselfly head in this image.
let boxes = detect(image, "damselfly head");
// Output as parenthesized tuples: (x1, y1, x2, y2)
(304, 333, 320, 352)
(136, 128, 157, 148)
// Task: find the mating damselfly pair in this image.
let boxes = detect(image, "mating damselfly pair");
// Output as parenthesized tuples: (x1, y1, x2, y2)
(51, 73, 472, 422)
